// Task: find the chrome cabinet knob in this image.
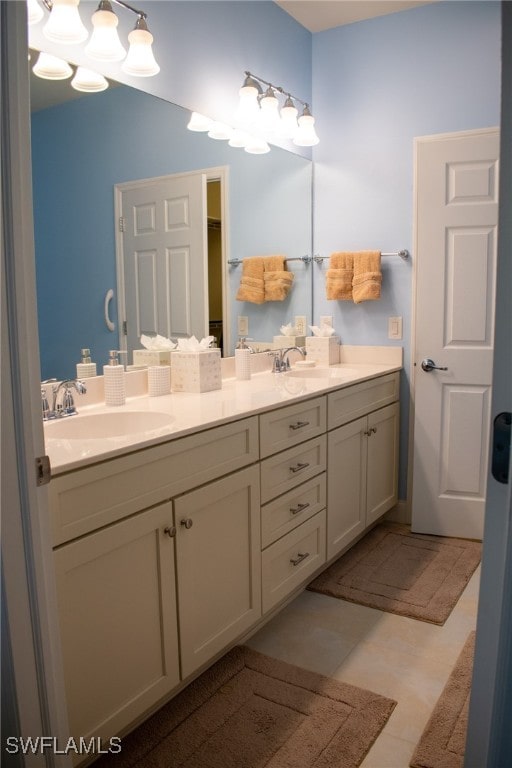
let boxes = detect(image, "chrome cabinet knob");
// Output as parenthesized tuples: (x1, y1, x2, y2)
(164, 526, 176, 538)
(421, 358, 448, 372)
(180, 518, 193, 529)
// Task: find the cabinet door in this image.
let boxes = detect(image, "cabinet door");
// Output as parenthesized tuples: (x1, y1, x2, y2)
(54, 503, 180, 744)
(366, 402, 399, 526)
(175, 465, 261, 679)
(327, 417, 367, 560)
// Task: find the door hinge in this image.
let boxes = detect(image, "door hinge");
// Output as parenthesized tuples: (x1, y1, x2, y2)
(36, 455, 51, 486)
(118, 216, 126, 232)
(122, 320, 127, 336)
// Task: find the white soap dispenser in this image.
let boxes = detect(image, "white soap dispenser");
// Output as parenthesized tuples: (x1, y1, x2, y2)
(235, 337, 252, 381)
(103, 350, 126, 406)
(76, 348, 97, 379)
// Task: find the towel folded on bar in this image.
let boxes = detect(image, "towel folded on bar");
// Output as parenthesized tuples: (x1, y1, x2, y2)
(236, 256, 265, 304)
(326, 252, 354, 300)
(352, 250, 382, 303)
(263, 255, 294, 301)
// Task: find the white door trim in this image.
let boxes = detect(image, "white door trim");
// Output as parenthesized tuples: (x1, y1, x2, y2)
(1, 2, 72, 765)
(407, 126, 500, 523)
(114, 165, 231, 355)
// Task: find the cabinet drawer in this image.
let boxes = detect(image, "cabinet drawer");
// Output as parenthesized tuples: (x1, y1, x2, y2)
(50, 417, 258, 545)
(262, 510, 326, 613)
(260, 436, 326, 504)
(259, 397, 326, 458)
(261, 474, 326, 549)
(327, 372, 399, 429)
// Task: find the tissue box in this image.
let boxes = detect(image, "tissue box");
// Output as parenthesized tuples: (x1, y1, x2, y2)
(273, 335, 306, 348)
(305, 335, 340, 365)
(133, 349, 172, 367)
(171, 349, 221, 393)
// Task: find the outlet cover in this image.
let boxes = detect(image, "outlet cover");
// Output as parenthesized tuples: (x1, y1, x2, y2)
(237, 316, 249, 336)
(320, 315, 333, 328)
(388, 316, 403, 340)
(294, 315, 307, 336)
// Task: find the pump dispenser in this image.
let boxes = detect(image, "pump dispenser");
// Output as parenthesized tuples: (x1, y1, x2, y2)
(235, 337, 252, 380)
(103, 350, 126, 406)
(76, 348, 97, 379)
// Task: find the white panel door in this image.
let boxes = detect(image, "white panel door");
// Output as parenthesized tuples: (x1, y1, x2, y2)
(117, 172, 208, 355)
(412, 128, 499, 539)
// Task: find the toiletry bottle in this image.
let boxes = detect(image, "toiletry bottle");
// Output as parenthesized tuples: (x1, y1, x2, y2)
(235, 337, 252, 381)
(76, 348, 97, 379)
(103, 350, 126, 406)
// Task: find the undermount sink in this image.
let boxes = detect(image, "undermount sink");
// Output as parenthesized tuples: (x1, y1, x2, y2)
(44, 410, 173, 440)
(286, 367, 359, 379)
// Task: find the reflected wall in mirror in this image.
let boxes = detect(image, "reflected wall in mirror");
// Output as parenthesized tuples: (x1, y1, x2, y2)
(31, 81, 313, 381)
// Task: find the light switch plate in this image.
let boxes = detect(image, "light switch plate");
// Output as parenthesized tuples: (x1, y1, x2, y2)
(294, 315, 307, 336)
(388, 316, 403, 340)
(320, 315, 333, 328)
(237, 316, 249, 336)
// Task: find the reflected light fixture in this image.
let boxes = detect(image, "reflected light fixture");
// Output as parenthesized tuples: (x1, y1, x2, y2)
(71, 66, 109, 92)
(236, 70, 319, 148)
(30, 0, 160, 77)
(187, 112, 213, 132)
(32, 50, 73, 79)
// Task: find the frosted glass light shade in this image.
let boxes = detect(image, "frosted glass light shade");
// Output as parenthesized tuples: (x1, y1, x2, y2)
(71, 66, 109, 92)
(43, 0, 88, 44)
(121, 26, 160, 77)
(32, 51, 73, 80)
(187, 112, 213, 132)
(278, 97, 298, 139)
(85, 6, 126, 62)
(207, 122, 233, 141)
(293, 113, 320, 147)
(258, 88, 280, 133)
(228, 129, 251, 148)
(244, 136, 270, 155)
(27, 0, 44, 26)
(236, 85, 260, 126)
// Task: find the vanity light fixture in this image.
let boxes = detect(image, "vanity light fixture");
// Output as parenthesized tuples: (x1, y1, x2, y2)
(186, 112, 213, 132)
(236, 70, 319, 147)
(28, 0, 44, 25)
(30, 0, 160, 77)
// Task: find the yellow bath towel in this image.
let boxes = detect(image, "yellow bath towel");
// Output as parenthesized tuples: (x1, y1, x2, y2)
(263, 255, 294, 301)
(326, 252, 354, 300)
(352, 250, 382, 303)
(236, 256, 265, 304)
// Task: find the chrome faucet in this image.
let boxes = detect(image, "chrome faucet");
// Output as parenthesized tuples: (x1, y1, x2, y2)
(271, 346, 306, 373)
(44, 379, 87, 420)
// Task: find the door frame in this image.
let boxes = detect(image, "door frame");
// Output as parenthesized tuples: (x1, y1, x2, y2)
(407, 126, 499, 523)
(114, 166, 231, 356)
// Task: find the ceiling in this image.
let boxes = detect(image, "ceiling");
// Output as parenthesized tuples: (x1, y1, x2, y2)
(274, 0, 437, 33)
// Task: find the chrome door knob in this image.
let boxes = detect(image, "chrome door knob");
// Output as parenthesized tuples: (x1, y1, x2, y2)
(421, 358, 448, 372)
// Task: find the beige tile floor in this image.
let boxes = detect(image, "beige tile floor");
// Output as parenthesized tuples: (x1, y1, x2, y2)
(246, 565, 480, 768)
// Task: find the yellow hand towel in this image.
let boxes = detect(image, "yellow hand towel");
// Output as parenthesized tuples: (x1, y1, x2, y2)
(236, 256, 265, 304)
(326, 252, 354, 300)
(263, 256, 294, 301)
(352, 250, 382, 303)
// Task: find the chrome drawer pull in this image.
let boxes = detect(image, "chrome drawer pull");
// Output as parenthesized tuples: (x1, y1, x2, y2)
(290, 502, 310, 516)
(289, 461, 310, 473)
(289, 420, 310, 431)
(290, 552, 310, 567)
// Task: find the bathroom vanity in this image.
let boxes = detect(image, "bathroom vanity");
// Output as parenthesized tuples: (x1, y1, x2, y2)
(44, 352, 401, 760)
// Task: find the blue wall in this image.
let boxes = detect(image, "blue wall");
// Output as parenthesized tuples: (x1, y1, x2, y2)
(311, 0, 501, 499)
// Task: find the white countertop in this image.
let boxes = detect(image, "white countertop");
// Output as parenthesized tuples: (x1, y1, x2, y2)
(44, 358, 402, 475)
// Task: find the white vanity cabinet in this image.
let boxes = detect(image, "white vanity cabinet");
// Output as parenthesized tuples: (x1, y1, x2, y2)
(54, 502, 180, 745)
(259, 397, 328, 613)
(326, 374, 400, 560)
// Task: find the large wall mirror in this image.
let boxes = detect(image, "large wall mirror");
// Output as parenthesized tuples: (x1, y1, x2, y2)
(31, 65, 313, 381)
